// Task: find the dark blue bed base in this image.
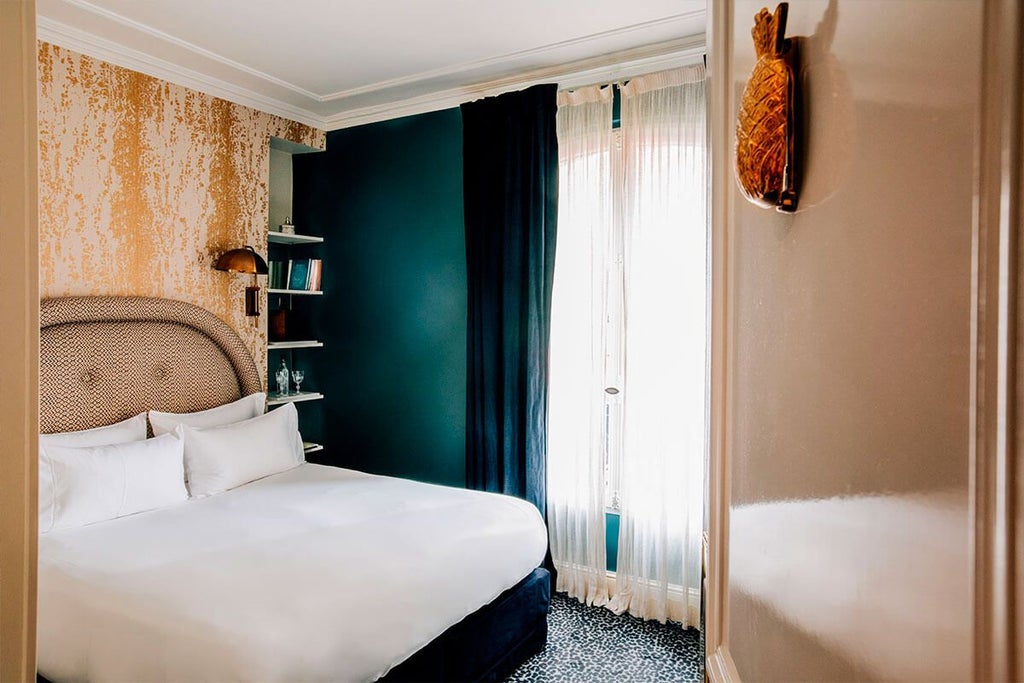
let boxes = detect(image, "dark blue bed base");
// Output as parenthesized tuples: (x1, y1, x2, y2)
(37, 568, 550, 683)
(381, 567, 551, 682)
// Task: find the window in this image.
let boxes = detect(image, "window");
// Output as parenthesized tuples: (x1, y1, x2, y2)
(555, 126, 707, 513)
(548, 66, 707, 624)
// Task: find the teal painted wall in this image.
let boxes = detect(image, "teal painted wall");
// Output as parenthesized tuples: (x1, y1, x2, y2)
(293, 108, 467, 488)
(294, 106, 622, 573)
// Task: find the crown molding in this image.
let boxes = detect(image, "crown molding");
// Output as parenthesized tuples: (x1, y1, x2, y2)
(323, 34, 706, 130)
(55, 0, 321, 100)
(36, 16, 325, 128)
(318, 11, 704, 102)
(37, 5, 706, 132)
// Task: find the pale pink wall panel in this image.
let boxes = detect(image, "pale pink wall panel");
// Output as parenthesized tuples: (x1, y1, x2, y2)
(724, 1, 980, 680)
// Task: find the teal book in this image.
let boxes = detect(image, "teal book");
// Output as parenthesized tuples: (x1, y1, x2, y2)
(288, 259, 310, 290)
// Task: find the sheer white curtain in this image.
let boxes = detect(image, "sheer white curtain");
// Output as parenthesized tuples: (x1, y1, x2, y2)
(547, 85, 614, 606)
(608, 65, 707, 625)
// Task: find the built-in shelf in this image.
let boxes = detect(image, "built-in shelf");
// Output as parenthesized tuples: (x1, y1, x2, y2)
(267, 146, 325, 451)
(267, 391, 324, 406)
(268, 340, 324, 350)
(268, 232, 325, 246)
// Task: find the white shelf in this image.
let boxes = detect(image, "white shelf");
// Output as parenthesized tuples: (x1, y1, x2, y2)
(268, 232, 324, 245)
(268, 288, 323, 296)
(267, 391, 323, 406)
(268, 340, 324, 350)
(303, 442, 324, 454)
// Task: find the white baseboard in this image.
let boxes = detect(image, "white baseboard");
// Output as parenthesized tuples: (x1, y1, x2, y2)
(604, 569, 701, 604)
(707, 646, 741, 683)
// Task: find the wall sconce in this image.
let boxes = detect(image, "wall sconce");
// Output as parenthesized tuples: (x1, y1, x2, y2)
(214, 246, 269, 319)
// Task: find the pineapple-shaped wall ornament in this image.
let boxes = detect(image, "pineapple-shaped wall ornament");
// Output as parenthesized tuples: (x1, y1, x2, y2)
(735, 3, 801, 213)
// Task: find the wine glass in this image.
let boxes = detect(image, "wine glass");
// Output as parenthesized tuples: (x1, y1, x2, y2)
(291, 370, 305, 395)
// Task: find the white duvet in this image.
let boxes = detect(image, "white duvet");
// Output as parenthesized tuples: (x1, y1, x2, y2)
(37, 464, 548, 683)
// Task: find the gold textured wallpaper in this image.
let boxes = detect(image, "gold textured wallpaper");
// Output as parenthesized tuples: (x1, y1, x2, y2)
(36, 42, 325, 381)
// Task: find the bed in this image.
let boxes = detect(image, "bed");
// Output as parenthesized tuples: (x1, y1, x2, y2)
(36, 296, 550, 683)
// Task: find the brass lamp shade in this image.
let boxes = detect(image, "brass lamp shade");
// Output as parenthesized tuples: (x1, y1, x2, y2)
(214, 246, 269, 275)
(214, 246, 268, 319)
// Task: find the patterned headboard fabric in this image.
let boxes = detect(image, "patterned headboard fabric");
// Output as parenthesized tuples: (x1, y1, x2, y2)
(39, 296, 262, 434)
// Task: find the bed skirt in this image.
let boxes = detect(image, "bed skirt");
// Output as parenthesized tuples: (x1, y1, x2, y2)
(382, 567, 551, 682)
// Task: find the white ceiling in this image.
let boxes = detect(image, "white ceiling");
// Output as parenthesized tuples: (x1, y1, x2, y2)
(37, 0, 707, 130)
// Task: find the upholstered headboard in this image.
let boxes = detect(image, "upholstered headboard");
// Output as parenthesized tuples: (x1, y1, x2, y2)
(40, 296, 262, 434)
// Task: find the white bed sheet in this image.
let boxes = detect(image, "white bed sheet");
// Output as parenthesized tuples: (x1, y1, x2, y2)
(37, 463, 548, 683)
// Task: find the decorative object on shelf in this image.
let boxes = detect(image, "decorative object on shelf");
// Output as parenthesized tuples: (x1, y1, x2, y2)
(279, 217, 296, 235)
(276, 358, 290, 396)
(735, 2, 801, 213)
(269, 308, 289, 341)
(291, 369, 304, 394)
(214, 245, 269, 319)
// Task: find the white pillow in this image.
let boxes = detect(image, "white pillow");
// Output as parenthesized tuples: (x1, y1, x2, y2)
(39, 412, 148, 449)
(39, 433, 188, 533)
(149, 392, 266, 436)
(178, 402, 304, 498)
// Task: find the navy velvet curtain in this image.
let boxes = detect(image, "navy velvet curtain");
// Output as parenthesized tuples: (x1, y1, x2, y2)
(461, 84, 558, 518)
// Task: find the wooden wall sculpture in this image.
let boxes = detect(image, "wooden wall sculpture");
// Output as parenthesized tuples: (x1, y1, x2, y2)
(735, 3, 801, 212)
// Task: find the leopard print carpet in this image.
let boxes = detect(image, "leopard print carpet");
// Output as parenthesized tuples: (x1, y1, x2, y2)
(505, 592, 703, 682)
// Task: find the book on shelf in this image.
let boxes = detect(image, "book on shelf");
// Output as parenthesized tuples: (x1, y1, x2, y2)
(268, 260, 285, 290)
(288, 260, 310, 290)
(306, 259, 322, 291)
(269, 259, 322, 292)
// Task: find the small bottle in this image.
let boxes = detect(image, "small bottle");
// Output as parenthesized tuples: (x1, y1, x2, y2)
(276, 358, 289, 396)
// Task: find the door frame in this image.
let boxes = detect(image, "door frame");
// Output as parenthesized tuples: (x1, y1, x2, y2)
(0, 1, 39, 680)
(704, 0, 740, 679)
(972, 1, 1024, 680)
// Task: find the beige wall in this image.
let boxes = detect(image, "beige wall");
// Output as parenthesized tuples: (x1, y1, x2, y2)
(36, 42, 325, 377)
(718, 0, 980, 679)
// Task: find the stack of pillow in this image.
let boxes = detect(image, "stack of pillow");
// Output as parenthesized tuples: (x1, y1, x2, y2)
(38, 395, 305, 533)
